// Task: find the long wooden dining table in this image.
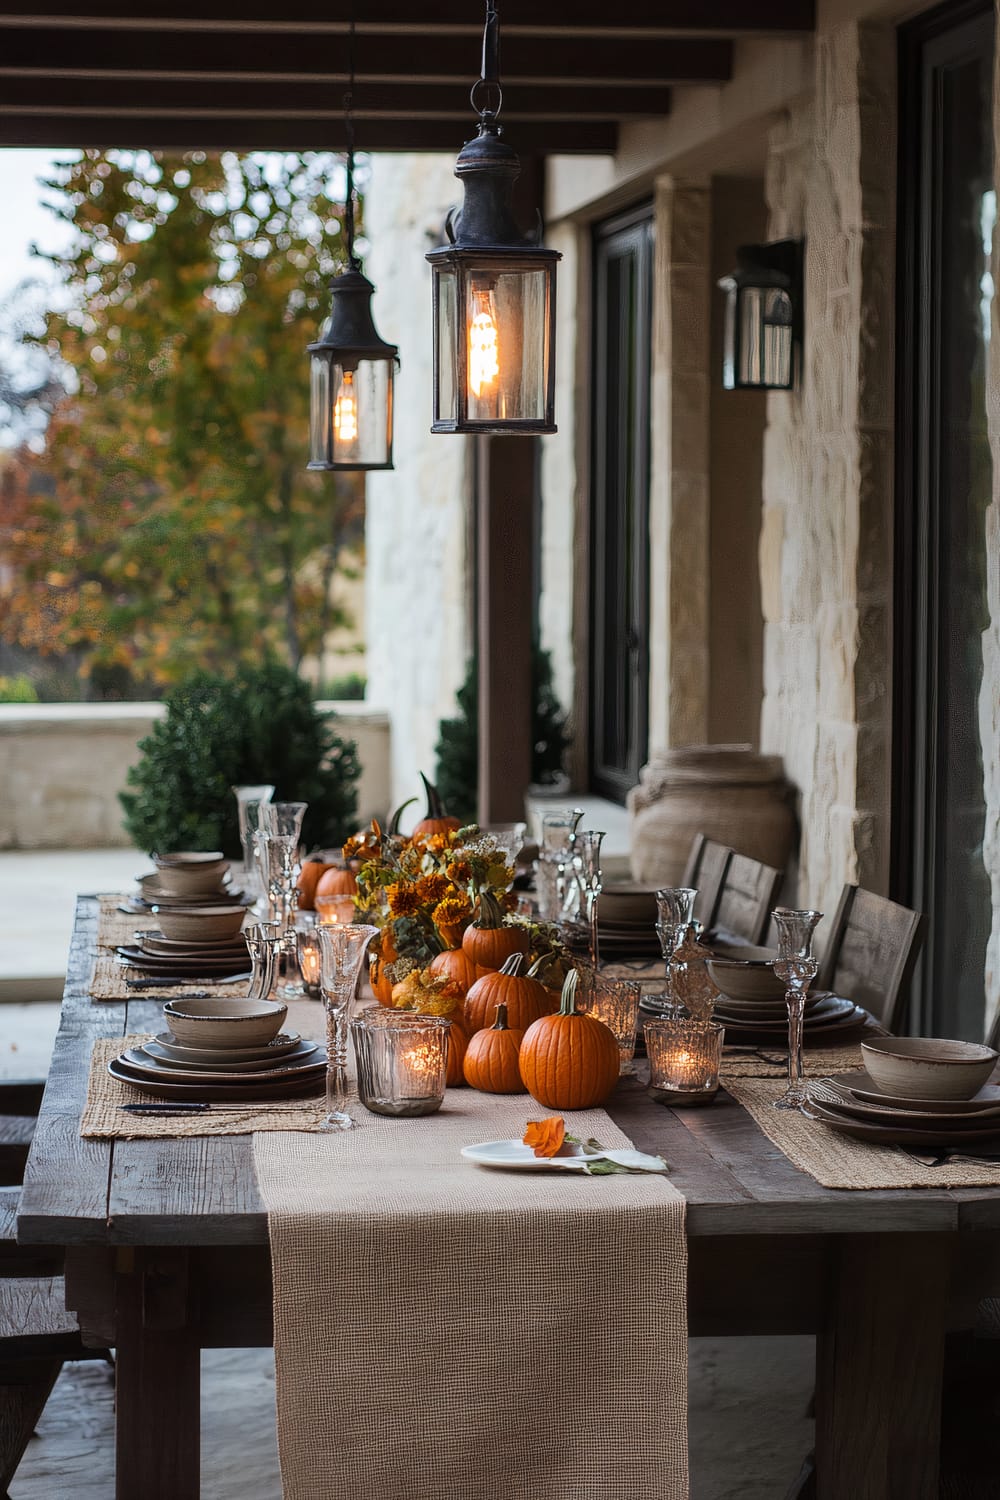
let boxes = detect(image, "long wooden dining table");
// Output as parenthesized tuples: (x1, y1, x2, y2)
(16, 897, 1000, 1500)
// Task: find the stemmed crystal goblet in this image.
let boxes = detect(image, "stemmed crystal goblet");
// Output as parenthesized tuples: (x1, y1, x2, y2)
(654, 887, 698, 1013)
(255, 830, 306, 998)
(317, 923, 378, 1131)
(244, 922, 284, 1002)
(263, 801, 308, 844)
(573, 830, 606, 968)
(233, 785, 274, 906)
(771, 906, 824, 1112)
(539, 807, 584, 921)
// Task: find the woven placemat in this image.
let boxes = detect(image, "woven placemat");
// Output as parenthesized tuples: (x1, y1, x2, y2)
(97, 895, 143, 950)
(255, 1089, 688, 1500)
(727, 1076, 1000, 1189)
(80, 1035, 327, 1137)
(88, 951, 250, 1002)
(720, 1040, 866, 1079)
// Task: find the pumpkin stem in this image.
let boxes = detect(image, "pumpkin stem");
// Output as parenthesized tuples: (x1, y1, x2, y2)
(419, 771, 450, 820)
(527, 953, 555, 983)
(474, 890, 507, 931)
(499, 952, 525, 978)
(387, 797, 417, 835)
(559, 968, 580, 1016)
(492, 1002, 510, 1031)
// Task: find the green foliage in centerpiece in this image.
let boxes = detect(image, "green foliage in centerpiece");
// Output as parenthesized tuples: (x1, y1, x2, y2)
(120, 661, 360, 856)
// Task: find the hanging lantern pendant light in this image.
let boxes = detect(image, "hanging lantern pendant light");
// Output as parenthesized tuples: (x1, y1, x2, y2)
(308, 29, 399, 471)
(426, 0, 560, 436)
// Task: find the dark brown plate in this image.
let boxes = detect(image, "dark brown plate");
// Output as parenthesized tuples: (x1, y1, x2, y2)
(826, 1070, 1000, 1115)
(108, 1056, 325, 1102)
(803, 1093, 1000, 1147)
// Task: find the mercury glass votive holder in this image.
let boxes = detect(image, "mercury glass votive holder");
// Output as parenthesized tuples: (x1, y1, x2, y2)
(644, 1018, 725, 1106)
(297, 927, 322, 997)
(577, 973, 642, 1074)
(351, 1008, 450, 1118)
(315, 893, 357, 926)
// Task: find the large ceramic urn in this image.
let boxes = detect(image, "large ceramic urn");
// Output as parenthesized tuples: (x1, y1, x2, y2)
(627, 744, 797, 885)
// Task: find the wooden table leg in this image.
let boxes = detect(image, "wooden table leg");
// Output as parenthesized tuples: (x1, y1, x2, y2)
(815, 1232, 952, 1500)
(114, 1247, 200, 1500)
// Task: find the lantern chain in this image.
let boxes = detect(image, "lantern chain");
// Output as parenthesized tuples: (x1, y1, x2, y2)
(343, 12, 360, 270)
(470, 0, 502, 126)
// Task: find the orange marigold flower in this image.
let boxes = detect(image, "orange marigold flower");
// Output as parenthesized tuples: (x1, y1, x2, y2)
(416, 873, 449, 905)
(445, 860, 472, 883)
(433, 895, 472, 925)
(342, 835, 365, 861)
(524, 1117, 566, 1158)
(386, 882, 421, 917)
(427, 834, 448, 851)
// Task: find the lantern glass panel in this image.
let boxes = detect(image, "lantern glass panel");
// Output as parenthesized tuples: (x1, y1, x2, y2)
(310, 353, 330, 465)
(435, 267, 458, 425)
(327, 358, 393, 468)
(738, 285, 793, 388)
(465, 266, 549, 424)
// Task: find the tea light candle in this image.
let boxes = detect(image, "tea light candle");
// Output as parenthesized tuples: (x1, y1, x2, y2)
(398, 1040, 444, 1099)
(316, 894, 357, 926)
(298, 933, 321, 992)
(350, 1008, 449, 1117)
(644, 1018, 724, 1106)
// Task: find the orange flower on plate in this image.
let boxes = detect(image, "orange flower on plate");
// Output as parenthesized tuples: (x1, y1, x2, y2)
(523, 1116, 566, 1158)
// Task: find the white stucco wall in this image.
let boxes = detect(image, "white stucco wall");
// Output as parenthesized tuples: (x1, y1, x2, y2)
(363, 155, 472, 820)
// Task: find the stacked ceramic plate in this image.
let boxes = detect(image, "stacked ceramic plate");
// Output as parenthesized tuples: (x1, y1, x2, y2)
(108, 1030, 327, 1102)
(595, 883, 662, 958)
(805, 1070, 1000, 1147)
(701, 949, 867, 1040)
(116, 924, 251, 982)
(134, 850, 252, 911)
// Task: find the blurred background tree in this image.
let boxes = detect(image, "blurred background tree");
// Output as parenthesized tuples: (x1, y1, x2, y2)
(0, 149, 364, 697)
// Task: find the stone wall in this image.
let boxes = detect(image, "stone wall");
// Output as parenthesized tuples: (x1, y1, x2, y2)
(0, 703, 391, 849)
(758, 21, 896, 924)
(364, 155, 472, 816)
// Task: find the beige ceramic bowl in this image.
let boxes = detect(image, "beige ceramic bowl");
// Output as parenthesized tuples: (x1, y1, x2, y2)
(163, 997, 288, 1050)
(860, 1037, 998, 1101)
(705, 954, 785, 1003)
(152, 904, 247, 944)
(152, 852, 230, 895)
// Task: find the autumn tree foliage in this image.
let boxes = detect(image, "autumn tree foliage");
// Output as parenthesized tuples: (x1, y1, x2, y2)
(0, 149, 363, 693)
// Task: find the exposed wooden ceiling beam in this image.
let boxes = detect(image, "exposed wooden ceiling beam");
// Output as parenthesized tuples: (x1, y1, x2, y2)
(0, 2, 816, 38)
(0, 27, 733, 86)
(0, 76, 672, 121)
(0, 114, 619, 154)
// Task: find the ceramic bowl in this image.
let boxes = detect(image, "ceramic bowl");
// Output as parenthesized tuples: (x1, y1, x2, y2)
(860, 1037, 998, 1101)
(162, 997, 288, 1050)
(152, 904, 247, 944)
(705, 954, 785, 1003)
(599, 883, 660, 926)
(152, 852, 230, 895)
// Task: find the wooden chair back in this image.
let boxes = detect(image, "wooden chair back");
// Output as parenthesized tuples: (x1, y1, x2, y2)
(712, 852, 784, 946)
(815, 885, 925, 1034)
(681, 834, 733, 930)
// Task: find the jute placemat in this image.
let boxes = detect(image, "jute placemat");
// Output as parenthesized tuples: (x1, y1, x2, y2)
(720, 1040, 866, 1079)
(80, 1036, 328, 1137)
(727, 1077, 1000, 1189)
(254, 1090, 689, 1500)
(97, 895, 142, 949)
(88, 952, 250, 1002)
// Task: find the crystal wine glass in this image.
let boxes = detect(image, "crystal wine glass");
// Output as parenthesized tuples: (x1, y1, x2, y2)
(573, 830, 606, 968)
(654, 887, 698, 1012)
(540, 807, 584, 920)
(771, 906, 824, 1112)
(317, 923, 378, 1131)
(255, 831, 307, 998)
(244, 922, 284, 1002)
(263, 801, 308, 844)
(233, 785, 274, 905)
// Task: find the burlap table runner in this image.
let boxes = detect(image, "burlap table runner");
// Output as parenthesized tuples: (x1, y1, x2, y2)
(720, 1040, 866, 1079)
(88, 951, 250, 1001)
(254, 1090, 688, 1500)
(80, 1035, 328, 1137)
(727, 1077, 1000, 1188)
(97, 895, 144, 949)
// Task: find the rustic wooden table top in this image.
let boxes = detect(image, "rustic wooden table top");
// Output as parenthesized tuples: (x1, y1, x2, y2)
(17, 896, 1000, 1247)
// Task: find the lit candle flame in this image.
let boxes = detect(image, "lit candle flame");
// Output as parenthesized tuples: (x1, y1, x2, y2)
(469, 290, 499, 398)
(334, 370, 358, 444)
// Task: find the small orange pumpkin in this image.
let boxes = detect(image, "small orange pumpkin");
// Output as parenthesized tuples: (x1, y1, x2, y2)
(315, 864, 358, 900)
(296, 858, 336, 912)
(429, 946, 479, 998)
(446, 1019, 469, 1086)
(463, 1003, 526, 1094)
(462, 891, 530, 979)
(371, 928, 399, 1006)
(518, 970, 620, 1110)
(411, 772, 462, 840)
(463, 952, 553, 1037)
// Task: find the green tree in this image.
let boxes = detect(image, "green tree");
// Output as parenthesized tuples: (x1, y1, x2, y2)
(0, 149, 363, 691)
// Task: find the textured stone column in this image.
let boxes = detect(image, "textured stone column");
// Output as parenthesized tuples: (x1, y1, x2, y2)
(648, 176, 712, 753)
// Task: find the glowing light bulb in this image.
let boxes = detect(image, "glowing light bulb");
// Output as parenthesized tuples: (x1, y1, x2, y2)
(469, 289, 499, 399)
(333, 370, 358, 445)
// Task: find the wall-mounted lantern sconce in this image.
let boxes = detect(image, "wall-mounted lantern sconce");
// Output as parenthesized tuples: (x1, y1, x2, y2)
(426, 0, 560, 435)
(717, 239, 804, 391)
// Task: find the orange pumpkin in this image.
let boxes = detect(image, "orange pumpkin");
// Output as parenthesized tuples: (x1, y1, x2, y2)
(463, 952, 553, 1037)
(296, 858, 336, 911)
(315, 865, 358, 900)
(411, 772, 462, 840)
(371, 929, 398, 1006)
(463, 1004, 526, 1094)
(446, 1019, 469, 1086)
(462, 891, 530, 979)
(429, 947, 479, 998)
(518, 970, 620, 1110)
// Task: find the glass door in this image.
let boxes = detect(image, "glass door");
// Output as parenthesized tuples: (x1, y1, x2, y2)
(894, 0, 995, 1039)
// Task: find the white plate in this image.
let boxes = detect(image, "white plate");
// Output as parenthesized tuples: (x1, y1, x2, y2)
(459, 1140, 667, 1173)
